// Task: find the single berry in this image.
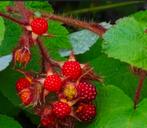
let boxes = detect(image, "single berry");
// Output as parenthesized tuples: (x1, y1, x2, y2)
(16, 78, 31, 92)
(62, 61, 82, 80)
(76, 82, 97, 101)
(52, 101, 71, 118)
(44, 74, 62, 92)
(19, 88, 33, 105)
(76, 104, 96, 122)
(31, 18, 48, 35)
(41, 115, 55, 127)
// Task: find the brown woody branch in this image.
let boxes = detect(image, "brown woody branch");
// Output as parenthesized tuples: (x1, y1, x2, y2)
(0, 12, 25, 25)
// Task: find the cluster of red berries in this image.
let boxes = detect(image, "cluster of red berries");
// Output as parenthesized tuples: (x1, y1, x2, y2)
(14, 18, 101, 128)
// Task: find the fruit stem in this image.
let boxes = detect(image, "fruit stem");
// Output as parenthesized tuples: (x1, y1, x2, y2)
(0, 11, 25, 25)
(134, 70, 146, 109)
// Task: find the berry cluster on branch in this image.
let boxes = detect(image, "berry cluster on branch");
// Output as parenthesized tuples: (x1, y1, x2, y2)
(0, 1, 105, 128)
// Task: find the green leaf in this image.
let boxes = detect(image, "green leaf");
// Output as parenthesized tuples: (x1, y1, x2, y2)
(0, 17, 5, 46)
(0, 114, 22, 128)
(60, 30, 99, 56)
(132, 10, 147, 25)
(0, 92, 19, 116)
(0, 2, 10, 12)
(0, 19, 22, 56)
(43, 20, 71, 60)
(102, 17, 147, 70)
(87, 85, 147, 128)
(25, 1, 53, 13)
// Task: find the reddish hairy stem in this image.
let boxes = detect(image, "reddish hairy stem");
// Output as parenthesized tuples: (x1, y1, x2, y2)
(37, 39, 50, 63)
(14, 1, 32, 24)
(44, 14, 106, 37)
(0, 12, 25, 25)
(134, 71, 146, 109)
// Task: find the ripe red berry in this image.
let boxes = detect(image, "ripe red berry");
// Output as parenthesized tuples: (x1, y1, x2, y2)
(76, 104, 96, 122)
(44, 74, 62, 92)
(52, 101, 71, 118)
(19, 88, 33, 106)
(62, 61, 82, 80)
(31, 18, 48, 35)
(41, 115, 55, 127)
(76, 82, 97, 101)
(16, 78, 31, 92)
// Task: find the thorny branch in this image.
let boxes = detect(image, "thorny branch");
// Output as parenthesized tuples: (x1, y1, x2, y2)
(43, 13, 107, 37)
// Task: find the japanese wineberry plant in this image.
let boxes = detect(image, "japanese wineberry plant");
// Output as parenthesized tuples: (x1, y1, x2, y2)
(0, 1, 147, 128)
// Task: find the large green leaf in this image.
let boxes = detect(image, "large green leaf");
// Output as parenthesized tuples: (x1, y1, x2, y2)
(132, 10, 147, 25)
(0, 114, 22, 128)
(102, 17, 147, 70)
(86, 85, 147, 128)
(0, 17, 5, 46)
(0, 92, 19, 116)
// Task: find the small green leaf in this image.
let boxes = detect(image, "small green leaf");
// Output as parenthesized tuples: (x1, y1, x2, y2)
(60, 30, 99, 56)
(0, 17, 5, 46)
(103, 17, 147, 70)
(25, 1, 53, 13)
(0, 114, 22, 128)
(43, 20, 71, 60)
(0, 2, 10, 12)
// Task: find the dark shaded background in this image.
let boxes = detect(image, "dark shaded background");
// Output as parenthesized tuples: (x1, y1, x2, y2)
(49, 0, 147, 23)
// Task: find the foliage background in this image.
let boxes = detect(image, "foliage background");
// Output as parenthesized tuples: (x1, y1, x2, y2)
(0, 1, 147, 128)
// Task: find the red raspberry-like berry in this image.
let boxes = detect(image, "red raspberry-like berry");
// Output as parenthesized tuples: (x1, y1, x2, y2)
(76, 82, 97, 101)
(52, 101, 71, 118)
(19, 88, 33, 106)
(76, 104, 96, 122)
(62, 61, 82, 80)
(16, 78, 31, 92)
(31, 18, 48, 35)
(44, 74, 62, 92)
(41, 115, 55, 127)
